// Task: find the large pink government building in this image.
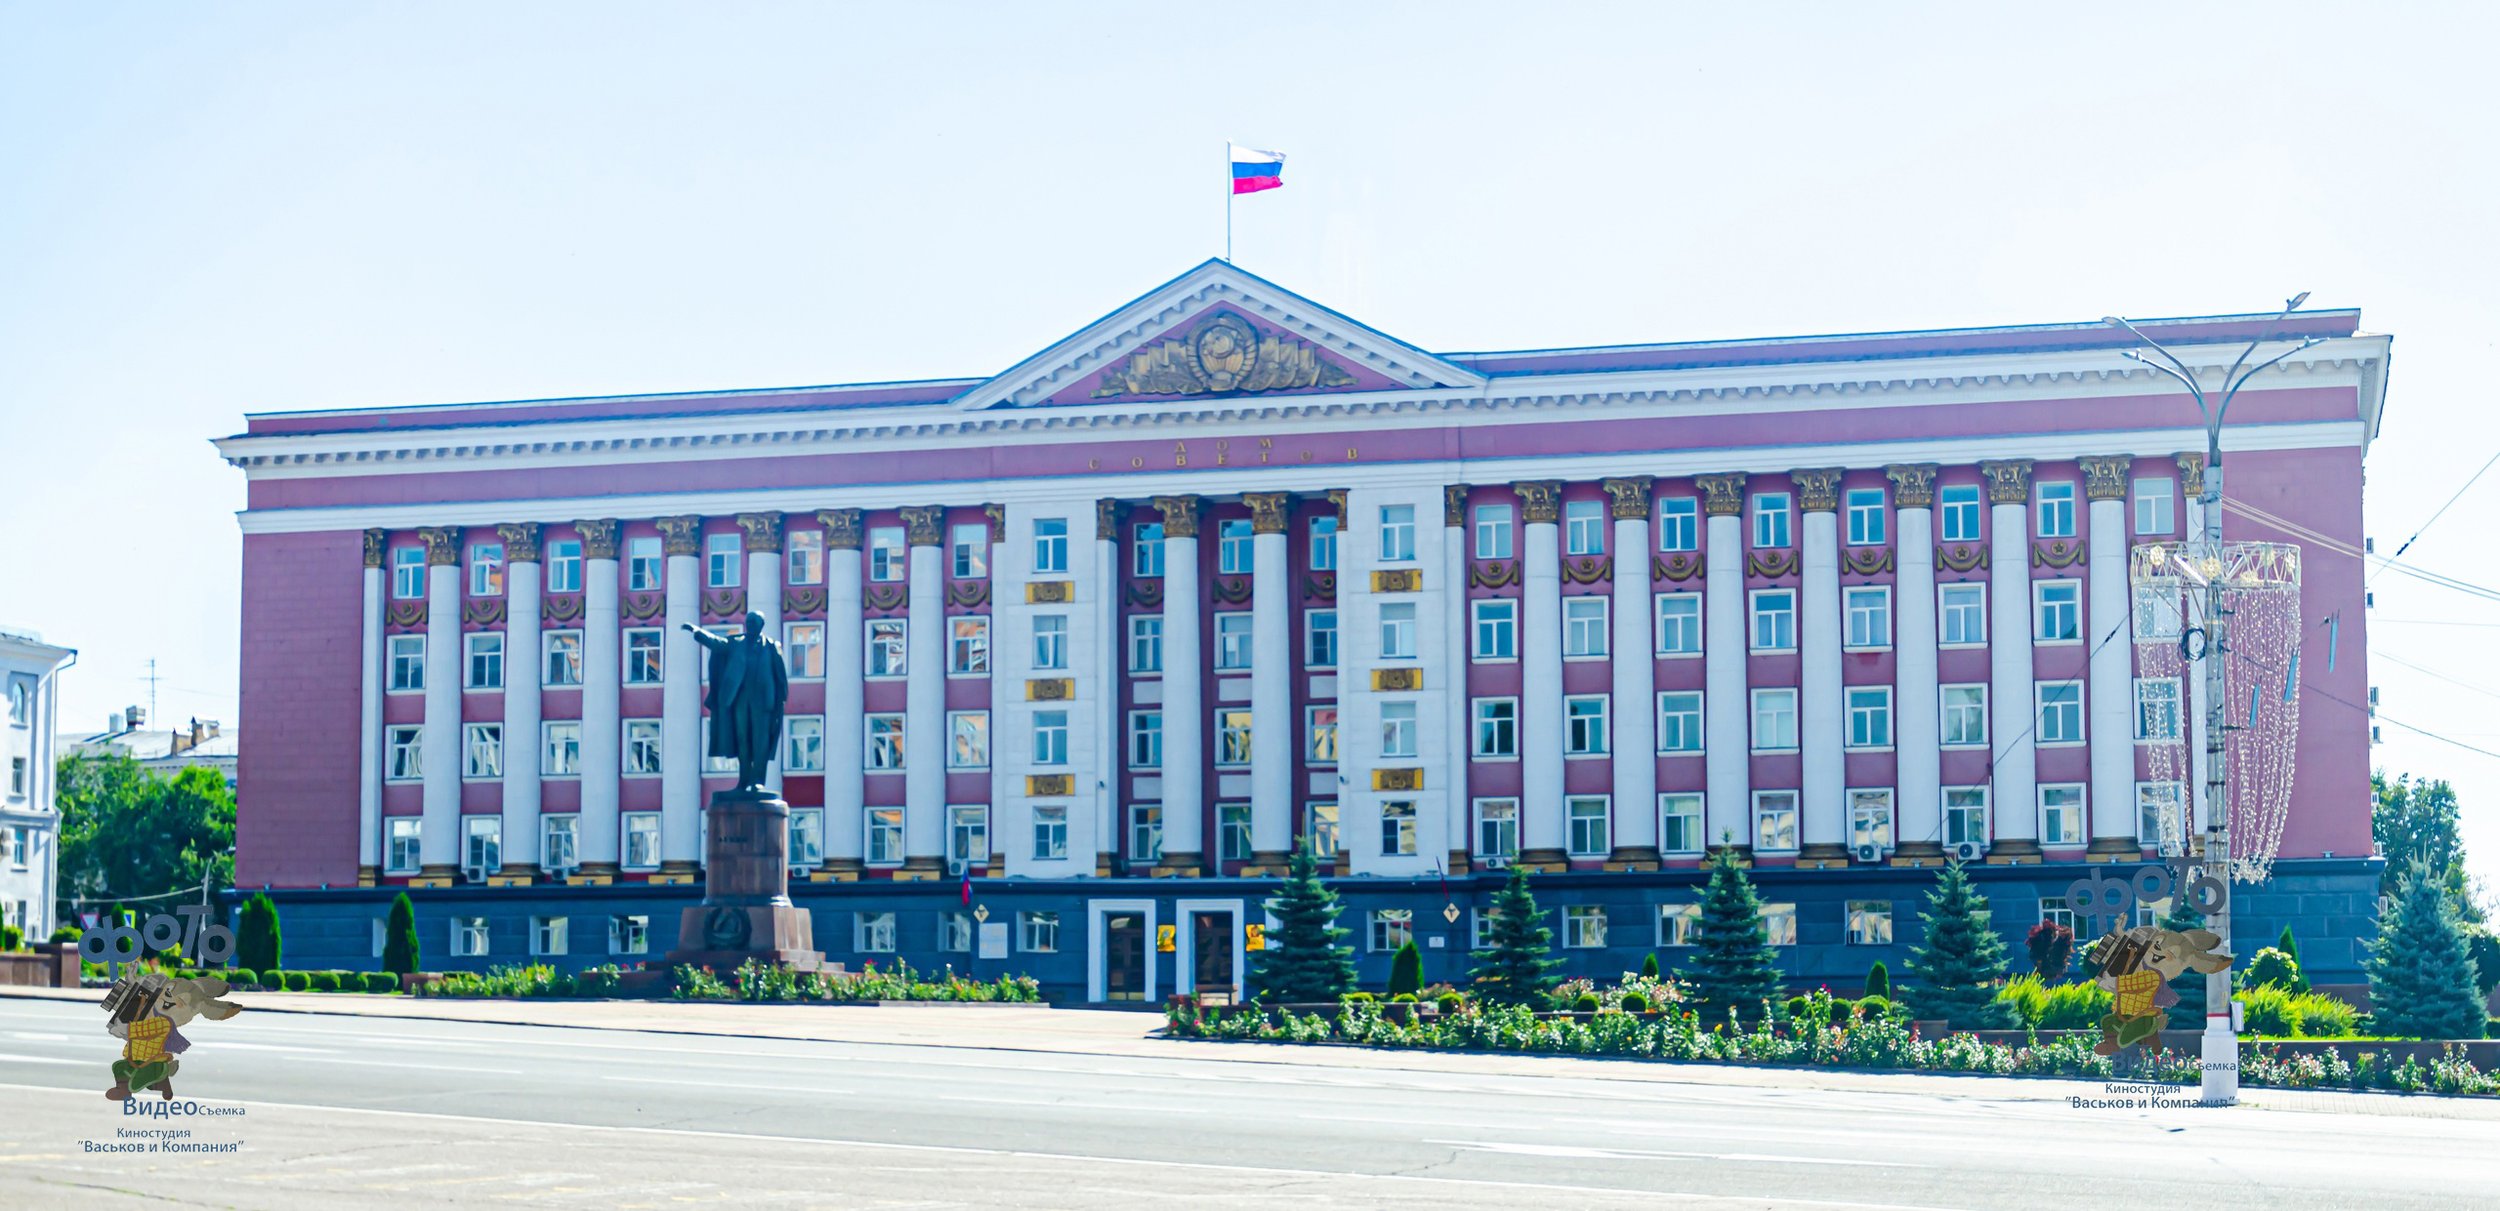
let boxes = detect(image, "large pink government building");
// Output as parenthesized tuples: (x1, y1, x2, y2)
(218, 262, 2390, 1001)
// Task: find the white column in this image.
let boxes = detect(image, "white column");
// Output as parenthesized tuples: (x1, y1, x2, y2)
(418, 527, 463, 875)
(1245, 493, 1294, 869)
(658, 519, 705, 871)
(820, 511, 865, 870)
(1604, 479, 1659, 865)
(902, 507, 948, 874)
(1516, 482, 1566, 865)
(501, 526, 544, 873)
(1094, 500, 1122, 871)
(1698, 476, 1751, 854)
(1796, 471, 1847, 866)
(1441, 486, 1472, 871)
(741, 513, 785, 796)
(358, 531, 385, 880)
(1156, 495, 1205, 873)
(2084, 460, 2138, 854)
(1887, 469, 1942, 861)
(1982, 461, 2039, 856)
(577, 522, 622, 873)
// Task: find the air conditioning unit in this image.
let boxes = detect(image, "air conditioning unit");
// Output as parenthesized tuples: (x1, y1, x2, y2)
(1479, 854, 1510, 870)
(1853, 843, 1883, 864)
(947, 858, 969, 877)
(1950, 840, 1985, 862)
(461, 864, 491, 884)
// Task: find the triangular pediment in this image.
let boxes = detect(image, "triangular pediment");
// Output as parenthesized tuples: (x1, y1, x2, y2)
(953, 260, 1484, 411)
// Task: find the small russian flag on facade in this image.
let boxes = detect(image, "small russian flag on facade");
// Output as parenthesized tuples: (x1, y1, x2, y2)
(1230, 144, 1285, 195)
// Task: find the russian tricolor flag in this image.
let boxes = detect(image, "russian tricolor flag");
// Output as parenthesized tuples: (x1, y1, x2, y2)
(1230, 144, 1285, 195)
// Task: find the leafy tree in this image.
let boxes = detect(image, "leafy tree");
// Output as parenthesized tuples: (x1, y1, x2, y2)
(1469, 864, 1562, 1007)
(2026, 920, 2075, 982)
(382, 892, 421, 977)
(2465, 925, 2500, 1002)
(1640, 951, 1661, 979)
(1865, 960, 1890, 1002)
(2275, 925, 2310, 993)
(1682, 850, 1782, 1025)
(237, 893, 283, 973)
(1387, 940, 1424, 998)
(1251, 841, 1355, 1003)
(1901, 860, 2015, 1029)
(2367, 860, 2489, 1040)
(55, 755, 235, 924)
(2371, 772, 2489, 930)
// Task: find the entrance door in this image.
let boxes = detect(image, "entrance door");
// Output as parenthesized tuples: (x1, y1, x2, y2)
(1192, 911, 1235, 1003)
(1104, 913, 1146, 1002)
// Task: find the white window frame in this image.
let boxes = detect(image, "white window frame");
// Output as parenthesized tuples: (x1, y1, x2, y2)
(950, 522, 988, 580)
(1378, 504, 1417, 563)
(864, 713, 905, 771)
(1938, 583, 1987, 647)
(462, 723, 503, 780)
(1379, 700, 1419, 759)
(1752, 493, 1792, 549)
(2040, 783, 2086, 847)
(1655, 592, 1702, 656)
(1127, 709, 1163, 769)
(532, 915, 570, 958)
(390, 546, 425, 599)
(463, 631, 504, 691)
(1657, 903, 1701, 947)
(1308, 516, 1337, 571)
(1214, 709, 1251, 767)
(865, 618, 907, 679)
(1473, 503, 1514, 560)
(1564, 904, 1609, 949)
(610, 913, 650, 956)
(1843, 586, 1892, 650)
(451, 917, 489, 958)
(866, 809, 905, 866)
(1033, 710, 1070, 767)
(868, 527, 906, 582)
(1846, 901, 1893, 946)
(1845, 488, 1887, 546)
(946, 615, 990, 676)
(706, 532, 742, 588)
(785, 530, 824, 587)
(542, 629, 585, 688)
(856, 911, 898, 954)
(1032, 518, 1069, 574)
(469, 542, 505, 597)
(1378, 602, 1418, 661)
(385, 726, 422, 781)
(1562, 596, 1609, 659)
(1659, 793, 1704, 854)
(1753, 791, 1799, 853)
(1656, 691, 1703, 754)
(623, 719, 663, 775)
(627, 535, 664, 591)
(1938, 484, 1983, 542)
(542, 720, 582, 777)
(1564, 694, 1609, 756)
(1129, 804, 1163, 863)
(1658, 497, 1699, 552)
(623, 811, 662, 870)
(623, 628, 665, 685)
(1305, 705, 1337, 765)
(1217, 518, 1254, 575)
(1472, 598, 1518, 662)
(1471, 697, 1518, 760)
(1567, 795, 1609, 858)
(1940, 683, 1989, 748)
(1032, 805, 1069, 861)
(1473, 797, 1519, 860)
(1127, 615, 1163, 675)
(2134, 677, 2183, 742)
(1749, 588, 1796, 652)
(1750, 687, 1799, 752)
(2035, 481, 2077, 539)
(1378, 801, 1418, 857)
(1564, 499, 1605, 556)
(1943, 788, 1989, 848)
(2133, 477, 2176, 537)
(387, 635, 426, 692)
(1018, 910, 1060, 953)
(1032, 615, 1068, 672)
(783, 714, 825, 773)
(1845, 686, 1893, 750)
(385, 817, 421, 874)
(1214, 612, 1254, 671)
(946, 710, 988, 770)
(2036, 680, 2085, 746)
(782, 621, 825, 681)
(2033, 579, 2082, 644)
(546, 538, 583, 593)
(1849, 788, 1894, 851)
(1305, 608, 1338, 669)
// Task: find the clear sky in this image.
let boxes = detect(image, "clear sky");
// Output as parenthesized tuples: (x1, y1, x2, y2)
(4, 3, 2495, 898)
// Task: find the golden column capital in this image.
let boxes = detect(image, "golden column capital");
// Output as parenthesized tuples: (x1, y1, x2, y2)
(900, 506, 947, 547)
(1693, 472, 1749, 517)
(1095, 498, 1125, 542)
(418, 526, 463, 566)
(495, 522, 543, 563)
(1978, 459, 2035, 505)
(735, 511, 784, 553)
(1883, 464, 1939, 509)
(362, 528, 387, 569)
(1600, 476, 1655, 521)
(574, 519, 620, 560)
(1789, 468, 1845, 513)
(1323, 488, 1349, 527)
(984, 503, 1006, 544)
(655, 515, 705, 557)
(816, 508, 863, 551)
(1243, 492, 1294, 535)
(1444, 484, 1470, 528)
(1152, 495, 1201, 539)
(2176, 451, 2207, 499)
(1511, 480, 1564, 525)
(2079, 455, 2135, 502)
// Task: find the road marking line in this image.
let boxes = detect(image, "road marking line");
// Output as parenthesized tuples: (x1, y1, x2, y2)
(1428, 1139, 1930, 1169)
(290, 1057, 507, 1074)
(603, 1075, 852, 1092)
(0, 1053, 84, 1066)
(5, 1031, 69, 1041)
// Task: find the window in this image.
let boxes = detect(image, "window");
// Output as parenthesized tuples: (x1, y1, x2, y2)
(1750, 589, 1796, 651)
(1218, 803, 1252, 862)
(542, 721, 582, 776)
(1127, 710, 1162, 768)
(865, 714, 905, 770)
(1032, 615, 1067, 671)
(1215, 612, 1253, 670)
(1850, 789, 1893, 851)
(386, 726, 422, 781)
(950, 522, 988, 579)
(940, 912, 973, 953)
(1846, 687, 1892, 749)
(610, 914, 649, 956)
(948, 616, 989, 675)
(1032, 518, 1069, 574)
(1657, 903, 1701, 946)
(1474, 503, 1514, 559)
(1129, 805, 1162, 862)
(1305, 609, 1337, 668)
(1751, 688, 1798, 751)
(2134, 584, 2185, 641)
(1369, 908, 1414, 952)
(1657, 691, 1703, 753)
(1941, 684, 1988, 746)
(1565, 695, 1609, 756)
(540, 814, 578, 873)
(1944, 789, 1988, 847)
(1470, 599, 1517, 661)
(1847, 901, 1893, 946)
(1019, 911, 1059, 953)
(462, 723, 502, 779)
(1308, 515, 1337, 571)
(1472, 698, 1518, 758)
(462, 816, 501, 876)
(388, 635, 425, 691)
(624, 811, 661, 870)
(2036, 482, 2077, 538)
(1761, 903, 1798, 947)
(1379, 504, 1417, 562)
(386, 818, 420, 874)
(1845, 488, 1887, 545)
(391, 547, 426, 599)
(1939, 485, 1982, 542)
(2135, 678, 2182, 741)
(856, 911, 897, 953)
(546, 539, 583, 593)
(2034, 580, 2081, 643)
(543, 630, 584, 687)
(1217, 519, 1253, 574)
(469, 543, 505, 597)
(1656, 593, 1701, 655)
(1568, 796, 1609, 858)
(1844, 587, 1891, 649)
(1033, 710, 1069, 766)
(1379, 701, 1418, 758)
(1752, 493, 1792, 549)
(2039, 899, 2076, 933)
(1215, 709, 1252, 766)
(1379, 602, 1417, 660)
(1132, 522, 1166, 577)
(1378, 800, 1418, 856)
(2138, 782, 2185, 853)
(1306, 706, 1337, 764)
(2134, 477, 2176, 536)
(627, 536, 663, 591)
(707, 533, 742, 588)
(945, 711, 986, 769)
(624, 719, 662, 774)
(786, 530, 824, 586)
(452, 917, 489, 958)
(2037, 681, 2084, 745)
(1563, 596, 1608, 658)
(1565, 905, 1609, 949)
(1032, 805, 1068, 860)
(1755, 791, 1799, 851)
(1939, 584, 1986, 645)
(868, 527, 906, 582)
(2041, 784, 2085, 846)
(760, 623, 818, 681)
(533, 916, 569, 957)
(867, 809, 904, 865)
(4, 677, 26, 726)
(1564, 499, 1605, 555)
(949, 805, 989, 869)
(866, 619, 907, 678)
(1658, 497, 1698, 552)
(1305, 803, 1339, 859)
(1474, 798, 1519, 859)
(624, 629, 664, 684)
(1657, 793, 1704, 854)
(464, 632, 504, 690)
(1128, 616, 1163, 674)
(5, 762, 18, 799)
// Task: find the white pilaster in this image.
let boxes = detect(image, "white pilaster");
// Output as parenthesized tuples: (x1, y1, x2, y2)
(821, 512, 865, 867)
(2086, 481, 2136, 851)
(1888, 470, 1941, 860)
(903, 515, 947, 869)
(418, 530, 462, 873)
(1517, 483, 1566, 864)
(1441, 487, 1471, 869)
(1797, 472, 1846, 865)
(1606, 489, 1658, 864)
(578, 524, 622, 871)
(1983, 462, 2038, 854)
(358, 534, 384, 878)
(1094, 501, 1121, 868)
(501, 536, 544, 870)
(1699, 476, 1751, 853)
(659, 522, 703, 868)
(1157, 496, 1205, 872)
(1246, 494, 1294, 868)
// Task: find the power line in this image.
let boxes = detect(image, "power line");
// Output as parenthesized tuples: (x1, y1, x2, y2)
(2372, 618, 2500, 629)
(2370, 450, 2499, 588)
(2374, 651, 2500, 702)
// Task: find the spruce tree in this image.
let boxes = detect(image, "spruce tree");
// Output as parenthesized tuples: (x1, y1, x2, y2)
(1865, 960, 1890, 1002)
(382, 892, 421, 977)
(236, 893, 283, 973)
(1387, 940, 1424, 997)
(2158, 899, 2213, 1023)
(1469, 864, 1562, 1007)
(1639, 951, 1661, 979)
(1682, 850, 1782, 1025)
(2366, 861, 2489, 1040)
(2276, 925, 2309, 993)
(1901, 860, 2016, 1029)
(1252, 840, 1356, 1003)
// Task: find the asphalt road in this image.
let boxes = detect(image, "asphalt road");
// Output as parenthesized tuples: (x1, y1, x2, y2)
(0, 997, 2489, 1210)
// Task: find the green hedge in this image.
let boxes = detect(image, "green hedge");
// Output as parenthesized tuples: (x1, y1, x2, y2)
(225, 968, 258, 988)
(363, 972, 401, 994)
(283, 970, 312, 992)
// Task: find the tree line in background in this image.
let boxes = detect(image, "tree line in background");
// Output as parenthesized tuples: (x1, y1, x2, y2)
(47, 752, 233, 941)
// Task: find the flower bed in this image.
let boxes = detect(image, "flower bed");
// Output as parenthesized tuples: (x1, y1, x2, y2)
(670, 959, 1042, 1004)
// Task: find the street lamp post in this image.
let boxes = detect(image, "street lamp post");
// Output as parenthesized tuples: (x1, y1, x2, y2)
(2104, 296, 2321, 1106)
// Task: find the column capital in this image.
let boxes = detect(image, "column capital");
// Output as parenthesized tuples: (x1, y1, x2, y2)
(984, 503, 1006, 543)
(655, 515, 705, 557)
(1243, 491, 1294, 535)
(2175, 450, 2207, 498)
(816, 508, 863, 550)
(900, 506, 947, 547)
(1788, 468, 1845, 513)
(2079, 455, 2134, 502)
(1693, 472, 1749, 517)
(363, 528, 387, 569)
(1978, 459, 2035, 505)
(1883, 464, 1940, 509)
(1095, 498, 1125, 542)
(1323, 488, 1349, 527)
(495, 522, 544, 562)
(1153, 494, 1202, 539)
(1600, 476, 1655, 520)
(1443, 483, 1470, 527)
(1511, 480, 1564, 524)
(574, 519, 620, 560)
(736, 511, 784, 553)
(418, 526, 463, 566)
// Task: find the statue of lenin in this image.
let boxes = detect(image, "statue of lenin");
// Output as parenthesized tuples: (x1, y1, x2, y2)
(682, 612, 788, 790)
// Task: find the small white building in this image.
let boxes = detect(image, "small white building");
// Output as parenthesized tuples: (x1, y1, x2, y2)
(1, 627, 74, 939)
(65, 710, 238, 788)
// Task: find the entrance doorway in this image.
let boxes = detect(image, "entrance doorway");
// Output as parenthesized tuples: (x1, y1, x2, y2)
(1192, 911, 1234, 1003)
(1103, 913, 1146, 1002)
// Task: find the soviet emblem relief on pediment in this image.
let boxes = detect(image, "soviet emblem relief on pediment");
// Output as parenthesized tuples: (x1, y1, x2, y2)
(1092, 312, 1359, 399)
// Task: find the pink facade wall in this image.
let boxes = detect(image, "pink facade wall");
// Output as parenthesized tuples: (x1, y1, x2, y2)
(236, 530, 364, 888)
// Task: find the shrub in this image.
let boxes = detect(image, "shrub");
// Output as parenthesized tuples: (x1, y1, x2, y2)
(2038, 981, 2114, 1031)
(225, 968, 257, 989)
(2239, 986, 2361, 1038)
(2489, 1018, 2500, 1040)
(237, 893, 282, 974)
(307, 971, 340, 992)
(1434, 990, 1467, 1016)
(2242, 946, 2304, 993)
(1620, 990, 1650, 1013)
(2026, 921, 2075, 982)
(1573, 992, 1602, 1013)
(1856, 994, 1892, 1020)
(282, 970, 311, 992)
(382, 892, 421, 977)
(0, 924, 22, 951)
(50, 925, 82, 945)
(1640, 953, 1661, 979)
(362, 972, 400, 994)
(1390, 992, 1418, 1003)
(1341, 991, 1376, 1004)
(2276, 925, 2311, 993)
(1388, 940, 1425, 999)
(574, 966, 623, 998)
(1783, 994, 1812, 1021)
(1865, 960, 1890, 1002)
